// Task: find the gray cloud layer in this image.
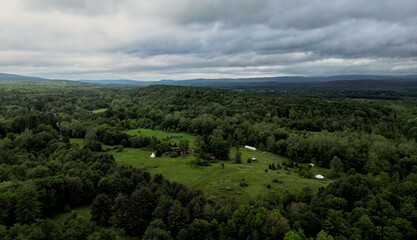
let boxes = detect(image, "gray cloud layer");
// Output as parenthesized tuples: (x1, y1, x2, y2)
(0, 0, 416, 80)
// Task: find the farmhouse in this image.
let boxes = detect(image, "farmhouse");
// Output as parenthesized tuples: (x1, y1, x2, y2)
(245, 145, 257, 151)
(251, 158, 257, 162)
(315, 174, 324, 180)
(170, 147, 179, 152)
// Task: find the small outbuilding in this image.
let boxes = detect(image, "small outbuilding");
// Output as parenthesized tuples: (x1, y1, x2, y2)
(315, 174, 324, 180)
(309, 163, 315, 168)
(150, 153, 156, 158)
(245, 145, 257, 151)
(251, 158, 257, 162)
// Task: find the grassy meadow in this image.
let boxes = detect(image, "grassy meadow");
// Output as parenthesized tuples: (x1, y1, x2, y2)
(48, 205, 91, 222)
(71, 127, 332, 202)
(112, 147, 331, 202)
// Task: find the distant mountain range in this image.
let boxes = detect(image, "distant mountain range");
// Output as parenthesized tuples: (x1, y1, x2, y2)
(1, 72, 417, 89)
(0, 72, 48, 81)
(78, 75, 417, 87)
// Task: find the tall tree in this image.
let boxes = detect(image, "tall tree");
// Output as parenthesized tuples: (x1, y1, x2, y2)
(179, 140, 189, 155)
(91, 193, 112, 226)
(15, 184, 41, 224)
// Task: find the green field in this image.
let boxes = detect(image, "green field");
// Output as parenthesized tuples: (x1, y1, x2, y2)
(112, 147, 331, 202)
(91, 108, 108, 114)
(49, 205, 91, 222)
(124, 128, 197, 147)
(70, 138, 85, 147)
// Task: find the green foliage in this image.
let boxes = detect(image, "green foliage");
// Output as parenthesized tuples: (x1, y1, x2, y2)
(316, 230, 334, 240)
(284, 230, 304, 240)
(15, 184, 41, 224)
(117, 145, 124, 152)
(179, 140, 189, 155)
(1, 82, 417, 239)
(330, 156, 344, 173)
(91, 194, 112, 226)
(84, 128, 97, 145)
(143, 219, 173, 240)
(187, 219, 214, 240)
(235, 151, 242, 163)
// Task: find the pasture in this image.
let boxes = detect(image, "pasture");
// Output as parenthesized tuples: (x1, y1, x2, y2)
(112, 147, 331, 202)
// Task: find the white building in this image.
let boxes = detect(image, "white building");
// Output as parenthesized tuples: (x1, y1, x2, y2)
(244, 145, 257, 151)
(315, 174, 324, 180)
(150, 153, 156, 158)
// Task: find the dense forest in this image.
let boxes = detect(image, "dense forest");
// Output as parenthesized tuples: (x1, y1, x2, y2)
(1, 80, 417, 239)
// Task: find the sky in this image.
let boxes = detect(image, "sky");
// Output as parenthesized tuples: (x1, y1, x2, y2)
(0, 0, 416, 80)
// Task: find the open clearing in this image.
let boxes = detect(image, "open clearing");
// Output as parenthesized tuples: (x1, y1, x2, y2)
(124, 128, 197, 147)
(48, 205, 91, 222)
(91, 108, 108, 114)
(112, 147, 331, 202)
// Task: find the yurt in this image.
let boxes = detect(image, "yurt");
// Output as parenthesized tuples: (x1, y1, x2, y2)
(315, 174, 324, 180)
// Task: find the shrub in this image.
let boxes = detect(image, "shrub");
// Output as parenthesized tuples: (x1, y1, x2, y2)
(273, 179, 283, 184)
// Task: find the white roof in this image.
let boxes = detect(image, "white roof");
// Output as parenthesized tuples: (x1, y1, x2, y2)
(315, 174, 324, 179)
(244, 145, 257, 151)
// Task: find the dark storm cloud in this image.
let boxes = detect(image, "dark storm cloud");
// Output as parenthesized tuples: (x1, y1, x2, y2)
(1, 0, 416, 80)
(171, 0, 416, 29)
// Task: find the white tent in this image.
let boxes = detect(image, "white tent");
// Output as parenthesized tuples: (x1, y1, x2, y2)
(315, 174, 324, 180)
(244, 145, 257, 151)
(150, 152, 155, 158)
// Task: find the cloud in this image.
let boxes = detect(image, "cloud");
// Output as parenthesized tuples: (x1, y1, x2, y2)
(0, 0, 416, 80)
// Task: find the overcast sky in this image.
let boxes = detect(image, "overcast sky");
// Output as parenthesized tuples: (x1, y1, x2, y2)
(1, 0, 416, 80)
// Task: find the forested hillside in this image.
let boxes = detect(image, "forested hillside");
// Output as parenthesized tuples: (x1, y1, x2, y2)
(1, 80, 417, 239)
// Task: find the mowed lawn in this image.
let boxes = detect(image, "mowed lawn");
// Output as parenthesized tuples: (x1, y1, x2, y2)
(112, 147, 331, 202)
(124, 128, 197, 147)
